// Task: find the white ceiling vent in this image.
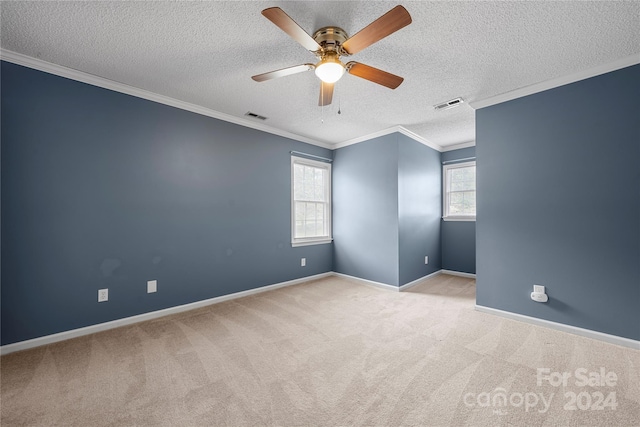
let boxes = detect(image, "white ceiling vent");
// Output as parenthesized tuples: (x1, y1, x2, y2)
(434, 97, 464, 111)
(245, 111, 268, 120)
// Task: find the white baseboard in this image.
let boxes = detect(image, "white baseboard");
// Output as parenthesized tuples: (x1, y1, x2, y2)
(331, 272, 401, 291)
(0, 272, 332, 355)
(331, 270, 444, 292)
(8, 272, 633, 354)
(441, 269, 476, 279)
(475, 305, 640, 350)
(399, 270, 443, 291)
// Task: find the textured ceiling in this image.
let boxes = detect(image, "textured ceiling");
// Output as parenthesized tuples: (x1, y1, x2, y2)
(2, 1, 639, 149)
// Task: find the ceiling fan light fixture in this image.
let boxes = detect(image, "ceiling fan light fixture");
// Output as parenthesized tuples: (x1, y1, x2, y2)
(315, 56, 345, 83)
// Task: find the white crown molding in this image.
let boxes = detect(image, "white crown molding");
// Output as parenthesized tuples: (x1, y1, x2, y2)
(333, 125, 443, 152)
(0, 49, 460, 153)
(475, 305, 640, 350)
(5, 50, 637, 153)
(470, 53, 640, 110)
(333, 126, 403, 149)
(0, 272, 333, 355)
(397, 127, 443, 152)
(441, 140, 476, 152)
(0, 49, 333, 150)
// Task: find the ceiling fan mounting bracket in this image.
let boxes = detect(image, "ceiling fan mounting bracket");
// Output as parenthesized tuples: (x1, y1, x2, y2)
(312, 26, 349, 56)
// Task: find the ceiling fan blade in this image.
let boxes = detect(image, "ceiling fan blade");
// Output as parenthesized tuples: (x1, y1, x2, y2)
(319, 81, 334, 106)
(346, 62, 404, 89)
(262, 7, 321, 52)
(341, 5, 412, 55)
(252, 64, 314, 82)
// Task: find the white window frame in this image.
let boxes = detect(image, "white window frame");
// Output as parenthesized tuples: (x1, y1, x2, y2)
(291, 156, 332, 247)
(443, 160, 476, 221)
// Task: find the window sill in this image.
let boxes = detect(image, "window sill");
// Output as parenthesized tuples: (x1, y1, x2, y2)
(292, 238, 333, 247)
(442, 217, 476, 222)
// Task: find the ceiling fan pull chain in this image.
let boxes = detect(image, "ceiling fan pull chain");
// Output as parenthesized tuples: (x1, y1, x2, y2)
(321, 84, 324, 123)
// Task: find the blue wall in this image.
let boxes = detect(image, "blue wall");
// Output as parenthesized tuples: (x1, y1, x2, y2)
(1, 61, 333, 345)
(441, 146, 476, 274)
(333, 135, 400, 285)
(398, 134, 442, 285)
(333, 133, 441, 287)
(476, 64, 640, 340)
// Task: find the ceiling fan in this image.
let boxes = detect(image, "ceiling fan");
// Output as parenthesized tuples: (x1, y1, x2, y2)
(251, 5, 412, 106)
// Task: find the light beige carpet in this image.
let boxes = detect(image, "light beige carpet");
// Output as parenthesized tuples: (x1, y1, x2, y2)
(1, 274, 639, 426)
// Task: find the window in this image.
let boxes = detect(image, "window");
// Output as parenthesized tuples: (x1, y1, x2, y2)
(291, 156, 332, 246)
(443, 160, 476, 221)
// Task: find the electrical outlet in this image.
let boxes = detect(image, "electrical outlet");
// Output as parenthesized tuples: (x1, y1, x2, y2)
(531, 284, 548, 303)
(425, 256, 429, 265)
(98, 288, 109, 302)
(147, 280, 157, 293)
(301, 258, 306, 267)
